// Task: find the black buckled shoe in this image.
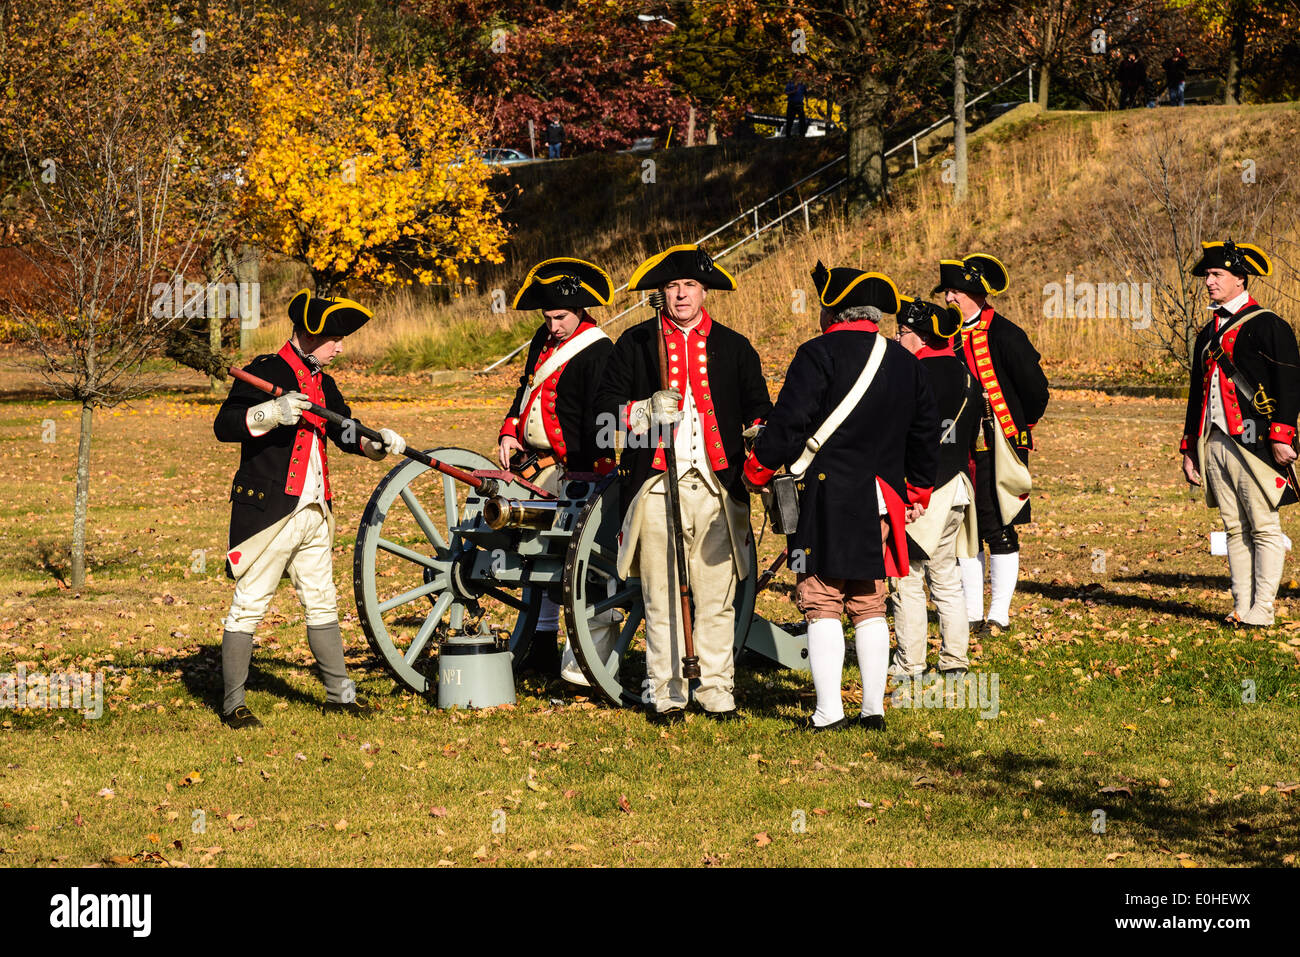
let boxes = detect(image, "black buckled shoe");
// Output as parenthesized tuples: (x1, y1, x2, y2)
(648, 707, 686, 726)
(221, 705, 261, 729)
(855, 714, 886, 731)
(785, 716, 849, 733)
(322, 699, 375, 717)
(702, 709, 742, 723)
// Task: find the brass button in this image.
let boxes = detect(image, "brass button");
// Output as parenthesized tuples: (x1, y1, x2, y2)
(818, 473, 826, 480)
(258, 492, 264, 499)
(247, 489, 254, 496)
(235, 485, 243, 493)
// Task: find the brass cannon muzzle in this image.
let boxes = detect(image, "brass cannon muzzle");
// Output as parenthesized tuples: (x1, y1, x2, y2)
(483, 496, 560, 530)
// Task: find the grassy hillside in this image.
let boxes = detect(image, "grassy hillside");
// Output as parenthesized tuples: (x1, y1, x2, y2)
(247, 134, 846, 372)
(256, 103, 1299, 386)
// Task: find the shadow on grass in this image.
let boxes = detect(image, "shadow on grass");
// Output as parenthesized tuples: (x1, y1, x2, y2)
(880, 736, 1298, 866)
(168, 641, 401, 715)
(1020, 579, 1225, 624)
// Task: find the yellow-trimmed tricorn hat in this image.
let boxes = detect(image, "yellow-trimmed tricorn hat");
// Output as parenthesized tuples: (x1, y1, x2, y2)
(811, 260, 900, 313)
(287, 290, 373, 337)
(628, 244, 737, 291)
(931, 253, 1010, 297)
(512, 257, 615, 311)
(897, 294, 963, 338)
(1190, 240, 1272, 277)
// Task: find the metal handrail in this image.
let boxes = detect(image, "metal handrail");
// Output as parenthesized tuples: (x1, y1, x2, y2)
(884, 67, 1032, 163)
(480, 67, 1034, 372)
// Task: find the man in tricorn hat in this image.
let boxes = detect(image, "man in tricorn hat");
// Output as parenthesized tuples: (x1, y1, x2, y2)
(744, 263, 938, 731)
(1181, 240, 1300, 627)
(890, 296, 983, 679)
(934, 253, 1049, 633)
(497, 257, 617, 678)
(596, 244, 771, 722)
(214, 290, 407, 727)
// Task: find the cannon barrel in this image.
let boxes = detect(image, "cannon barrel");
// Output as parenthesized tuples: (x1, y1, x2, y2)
(483, 496, 561, 530)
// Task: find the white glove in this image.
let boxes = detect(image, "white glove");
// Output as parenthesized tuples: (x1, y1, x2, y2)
(246, 392, 311, 435)
(649, 388, 683, 426)
(363, 427, 406, 459)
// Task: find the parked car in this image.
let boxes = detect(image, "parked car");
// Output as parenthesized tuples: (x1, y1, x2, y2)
(477, 148, 532, 165)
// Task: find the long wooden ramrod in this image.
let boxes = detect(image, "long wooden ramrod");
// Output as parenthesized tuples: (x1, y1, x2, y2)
(228, 365, 494, 492)
(653, 299, 701, 681)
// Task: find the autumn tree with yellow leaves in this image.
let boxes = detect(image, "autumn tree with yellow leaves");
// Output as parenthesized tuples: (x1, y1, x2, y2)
(237, 33, 508, 296)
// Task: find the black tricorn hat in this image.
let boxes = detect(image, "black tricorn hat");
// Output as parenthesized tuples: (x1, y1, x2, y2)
(287, 290, 373, 337)
(897, 295, 963, 338)
(512, 257, 614, 311)
(811, 261, 900, 313)
(931, 253, 1010, 297)
(628, 244, 737, 291)
(1190, 240, 1272, 277)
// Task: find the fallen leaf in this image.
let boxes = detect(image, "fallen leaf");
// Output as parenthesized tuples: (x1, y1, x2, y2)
(911, 775, 937, 789)
(1104, 852, 1127, 862)
(97, 788, 114, 799)
(754, 832, 772, 847)
(333, 819, 347, 831)
(179, 771, 202, 787)
(1098, 785, 1133, 797)
(617, 794, 632, 814)
(428, 806, 448, 818)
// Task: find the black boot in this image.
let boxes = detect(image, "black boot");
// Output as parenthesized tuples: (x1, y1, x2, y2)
(518, 630, 560, 676)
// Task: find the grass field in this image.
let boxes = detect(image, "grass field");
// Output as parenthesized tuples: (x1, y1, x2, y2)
(2, 368, 1297, 868)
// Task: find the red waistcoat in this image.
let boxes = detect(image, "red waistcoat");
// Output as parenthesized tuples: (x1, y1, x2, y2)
(277, 341, 331, 501)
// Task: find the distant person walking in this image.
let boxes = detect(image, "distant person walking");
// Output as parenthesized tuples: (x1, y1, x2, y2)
(1163, 47, 1189, 106)
(1118, 52, 1147, 110)
(545, 115, 564, 159)
(784, 78, 807, 138)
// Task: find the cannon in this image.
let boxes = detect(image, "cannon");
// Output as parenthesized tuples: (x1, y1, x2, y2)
(352, 448, 810, 707)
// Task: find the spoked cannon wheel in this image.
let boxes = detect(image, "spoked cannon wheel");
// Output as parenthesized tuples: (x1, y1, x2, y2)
(561, 480, 757, 708)
(353, 447, 540, 694)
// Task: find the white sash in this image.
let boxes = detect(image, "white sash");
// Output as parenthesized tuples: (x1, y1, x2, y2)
(520, 325, 609, 414)
(790, 333, 888, 478)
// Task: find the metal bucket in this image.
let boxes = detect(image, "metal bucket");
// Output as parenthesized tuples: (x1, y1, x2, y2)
(437, 633, 516, 709)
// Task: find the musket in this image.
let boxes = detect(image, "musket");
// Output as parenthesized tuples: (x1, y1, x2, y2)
(227, 365, 553, 499)
(650, 293, 701, 680)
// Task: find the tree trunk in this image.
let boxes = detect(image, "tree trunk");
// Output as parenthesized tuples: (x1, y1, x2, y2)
(1037, 16, 1054, 109)
(846, 77, 887, 216)
(225, 243, 261, 352)
(953, 43, 969, 203)
(71, 399, 94, 590)
(1224, 8, 1246, 105)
